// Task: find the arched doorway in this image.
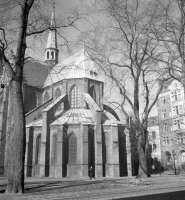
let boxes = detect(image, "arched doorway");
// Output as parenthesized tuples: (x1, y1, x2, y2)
(180, 151, 185, 170)
(88, 125, 95, 178)
(164, 151, 172, 169)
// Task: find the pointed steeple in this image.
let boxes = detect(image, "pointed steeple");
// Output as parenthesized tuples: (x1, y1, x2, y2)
(45, 1, 59, 65)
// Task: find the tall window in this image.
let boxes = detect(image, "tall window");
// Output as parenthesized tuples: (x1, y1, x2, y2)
(52, 134, 57, 164)
(44, 92, 50, 102)
(173, 90, 181, 101)
(70, 85, 80, 108)
(47, 51, 49, 59)
(35, 134, 41, 165)
(163, 137, 169, 145)
(89, 85, 97, 103)
(68, 133, 77, 164)
(163, 123, 168, 132)
(152, 131, 156, 140)
(55, 87, 61, 99)
(51, 51, 54, 59)
(174, 119, 182, 130)
(161, 109, 166, 119)
(153, 143, 157, 151)
(178, 134, 184, 144)
(160, 96, 166, 105)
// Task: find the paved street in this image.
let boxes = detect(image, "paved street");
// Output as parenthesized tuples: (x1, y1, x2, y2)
(118, 190, 185, 200)
(1, 175, 185, 199)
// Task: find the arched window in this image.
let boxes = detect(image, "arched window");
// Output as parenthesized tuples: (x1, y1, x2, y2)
(51, 51, 54, 59)
(70, 85, 80, 108)
(89, 85, 97, 103)
(47, 51, 49, 59)
(55, 87, 61, 99)
(68, 133, 77, 164)
(165, 151, 171, 165)
(35, 134, 41, 165)
(52, 134, 57, 164)
(44, 92, 50, 102)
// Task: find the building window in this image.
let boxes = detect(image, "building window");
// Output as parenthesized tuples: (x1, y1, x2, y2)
(163, 137, 169, 145)
(89, 85, 97, 104)
(51, 51, 54, 59)
(160, 96, 166, 105)
(163, 123, 168, 132)
(153, 143, 157, 151)
(181, 152, 185, 162)
(35, 134, 41, 165)
(173, 90, 181, 101)
(47, 51, 49, 59)
(178, 134, 184, 144)
(173, 105, 182, 116)
(52, 134, 57, 164)
(161, 109, 166, 119)
(165, 151, 171, 164)
(44, 91, 50, 102)
(68, 133, 77, 164)
(55, 87, 61, 99)
(174, 119, 182, 130)
(152, 131, 156, 140)
(70, 85, 80, 108)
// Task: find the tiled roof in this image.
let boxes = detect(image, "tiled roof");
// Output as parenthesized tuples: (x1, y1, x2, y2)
(23, 61, 50, 88)
(50, 108, 124, 126)
(50, 109, 94, 125)
(43, 50, 104, 88)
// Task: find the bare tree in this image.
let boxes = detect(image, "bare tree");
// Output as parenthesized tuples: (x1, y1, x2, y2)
(82, 0, 169, 177)
(150, 0, 185, 92)
(0, 0, 82, 194)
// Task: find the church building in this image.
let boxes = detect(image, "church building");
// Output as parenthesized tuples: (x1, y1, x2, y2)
(0, 11, 131, 178)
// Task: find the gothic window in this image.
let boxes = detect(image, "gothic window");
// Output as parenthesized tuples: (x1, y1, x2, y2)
(52, 134, 57, 164)
(35, 134, 41, 165)
(70, 85, 80, 108)
(68, 133, 77, 164)
(89, 85, 97, 103)
(51, 51, 54, 59)
(47, 51, 49, 59)
(44, 92, 50, 102)
(55, 87, 61, 99)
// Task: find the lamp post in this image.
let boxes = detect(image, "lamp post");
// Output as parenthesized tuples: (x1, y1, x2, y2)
(172, 150, 176, 175)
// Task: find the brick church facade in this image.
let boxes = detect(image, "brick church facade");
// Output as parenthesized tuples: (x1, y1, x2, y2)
(0, 12, 131, 178)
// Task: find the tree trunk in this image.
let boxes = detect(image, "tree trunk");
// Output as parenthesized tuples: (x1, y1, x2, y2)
(6, 79, 26, 194)
(137, 129, 150, 178)
(4, 0, 34, 194)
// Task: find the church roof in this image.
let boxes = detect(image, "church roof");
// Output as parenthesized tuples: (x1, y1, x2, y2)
(43, 50, 104, 88)
(45, 12, 58, 50)
(23, 61, 49, 88)
(50, 108, 123, 126)
(51, 108, 93, 125)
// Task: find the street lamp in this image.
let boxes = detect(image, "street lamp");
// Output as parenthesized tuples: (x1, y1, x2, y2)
(172, 150, 176, 175)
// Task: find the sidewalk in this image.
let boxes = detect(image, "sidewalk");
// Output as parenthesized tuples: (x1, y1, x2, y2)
(0, 175, 185, 200)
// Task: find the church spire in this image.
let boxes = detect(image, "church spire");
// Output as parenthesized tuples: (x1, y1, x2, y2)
(45, 0, 59, 65)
